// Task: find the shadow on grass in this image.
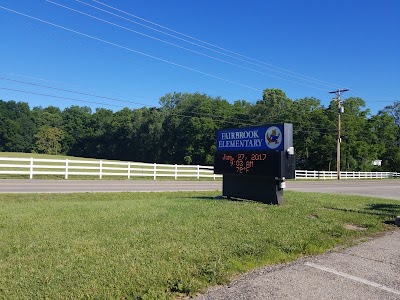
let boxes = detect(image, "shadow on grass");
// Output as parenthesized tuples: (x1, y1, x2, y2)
(366, 203, 400, 215)
(324, 203, 400, 219)
(189, 196, 221, 201)
(189, 196, 243, 201)
(189, 196, 267, 205)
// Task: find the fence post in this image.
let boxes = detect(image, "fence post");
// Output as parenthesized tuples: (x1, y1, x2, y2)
(197, 165, 200, 180)
(128, 162, 131, 179)
(29, 157, 34, 179)
(174, 164, 177, 180)
(153, 163, 157, 180)
(99, 160, 103, 179)
(65, 159, 68, 180)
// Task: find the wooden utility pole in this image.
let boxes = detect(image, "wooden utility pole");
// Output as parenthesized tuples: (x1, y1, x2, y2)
(329, 89, 349, 180)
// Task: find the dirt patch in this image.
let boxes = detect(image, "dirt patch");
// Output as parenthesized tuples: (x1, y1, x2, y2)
(344, 224, 367, 231)
(308, 214, 320, 219)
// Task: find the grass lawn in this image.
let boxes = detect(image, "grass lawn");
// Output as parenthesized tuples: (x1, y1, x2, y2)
(0, 152, 100, 160)
(0, 191, 399, 299)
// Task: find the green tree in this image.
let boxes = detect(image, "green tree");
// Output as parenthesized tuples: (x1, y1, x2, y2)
(109, 108, 143, 161)
(62, 106, 92, 156)
(0, 100, 35, 152)
(381, 101, 400, 127)
(291, 97, 335, 170)
(161, 93, 233, 164)
(339, 97, 375, 171)
(250, 89, 293, 125)
(369, 111, 400, 171)
(32, 106, 63, 128)
(33, 126, 64, 155)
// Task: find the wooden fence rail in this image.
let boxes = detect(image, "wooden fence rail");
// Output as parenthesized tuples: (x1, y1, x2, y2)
(0, 157, 221, 180)
(294, 170, 400, 179)
(0, 157, 398, 180)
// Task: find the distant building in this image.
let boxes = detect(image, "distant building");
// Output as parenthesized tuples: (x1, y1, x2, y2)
(372, 159, 382, 166)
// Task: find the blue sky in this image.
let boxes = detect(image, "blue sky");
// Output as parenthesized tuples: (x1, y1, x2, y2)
(0, 0, 399, 114)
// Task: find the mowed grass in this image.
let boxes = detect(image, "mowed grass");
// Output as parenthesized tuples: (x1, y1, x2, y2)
(0, 191, 399, 299)
(0, 152, 103, 160)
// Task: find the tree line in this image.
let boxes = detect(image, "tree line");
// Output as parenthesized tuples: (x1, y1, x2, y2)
(1, 88, 399, 171)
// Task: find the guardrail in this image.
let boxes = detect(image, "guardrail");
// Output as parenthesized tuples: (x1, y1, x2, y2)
(0, 157, 398, 180)
(295, 170, 400, 179)
(0, 157, 222, 180)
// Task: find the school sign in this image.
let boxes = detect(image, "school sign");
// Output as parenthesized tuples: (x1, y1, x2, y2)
(214, 124, 295, 205)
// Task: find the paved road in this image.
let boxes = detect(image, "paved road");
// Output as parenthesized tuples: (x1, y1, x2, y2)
(195, 230, 400, 300)
(0, 179, 399, 200)
(0, 179, 221, 193)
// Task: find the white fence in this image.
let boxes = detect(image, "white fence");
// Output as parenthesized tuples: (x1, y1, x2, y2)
(295, 170, 400, 180)
(0, 157, 398, 180)
(0, 157, 222, 180)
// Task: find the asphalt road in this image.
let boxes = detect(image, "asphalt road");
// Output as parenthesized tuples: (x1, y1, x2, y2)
(0, 179, 399, 200)
(0, 179, 221, 193)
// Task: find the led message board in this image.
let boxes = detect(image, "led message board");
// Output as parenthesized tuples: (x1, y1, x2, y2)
(214, 151, 281, 177)
(214, 123, 294, 205)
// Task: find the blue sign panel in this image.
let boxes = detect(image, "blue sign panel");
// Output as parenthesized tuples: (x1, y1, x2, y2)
(217, 125, 284, 151)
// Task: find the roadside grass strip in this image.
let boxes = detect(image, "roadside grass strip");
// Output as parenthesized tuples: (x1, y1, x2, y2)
(0, 191, 399, 299)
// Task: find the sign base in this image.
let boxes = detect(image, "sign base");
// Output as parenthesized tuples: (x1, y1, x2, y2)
(222, 173, 283, 205)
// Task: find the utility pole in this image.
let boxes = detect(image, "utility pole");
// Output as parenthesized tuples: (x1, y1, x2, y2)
(329, 89, 349, 180)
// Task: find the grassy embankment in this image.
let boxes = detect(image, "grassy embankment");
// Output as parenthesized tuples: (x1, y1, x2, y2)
(0, 191, 399, 299)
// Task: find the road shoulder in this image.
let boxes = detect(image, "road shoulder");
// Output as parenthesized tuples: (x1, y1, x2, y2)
(195, 229, 400, 300)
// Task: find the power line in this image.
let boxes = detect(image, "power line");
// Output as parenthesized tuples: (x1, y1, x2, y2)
(1, 87, 126, 109)
(46, 0, 329, 92)
(0, 5, 262, 93)
(4, 3, 390, 112)
(0, 75, 259, 124)
(1, 81, 340, 134)
(88, 0, 345, 90)
(89, 1, 398, 104)
(0, 86, 260, 126)
(0, 77, 150, 107)
(6, 3, 385, 110)
(1, 73, 347, 133)
(0, 76, 257, 124)
(1, 74, 372, 135)
(6, 73, 80, 87)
